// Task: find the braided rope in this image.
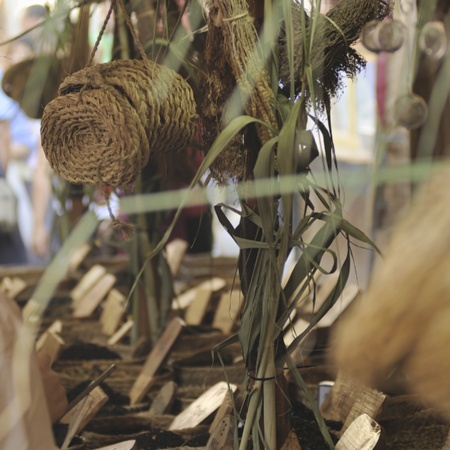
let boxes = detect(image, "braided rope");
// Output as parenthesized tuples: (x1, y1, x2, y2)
(41, 59, 198, 186)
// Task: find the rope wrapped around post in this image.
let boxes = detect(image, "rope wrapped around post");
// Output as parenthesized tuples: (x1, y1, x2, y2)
(41, 58, 198, 186)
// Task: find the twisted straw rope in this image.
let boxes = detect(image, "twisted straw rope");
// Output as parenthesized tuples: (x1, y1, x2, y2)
(41, 59, 198, 186)
(212, 0, 278, 145)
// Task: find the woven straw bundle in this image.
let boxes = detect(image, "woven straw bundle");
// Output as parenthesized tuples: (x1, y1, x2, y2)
(202, 0, 278, 183)
(41, 58, 198, 186)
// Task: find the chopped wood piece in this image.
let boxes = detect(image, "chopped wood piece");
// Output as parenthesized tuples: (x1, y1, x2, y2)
(100, 288, 126, 335)
(61, 387, 109, 447)
(320, 371, 360, 423)
(0, 276, 27, 299)
(280, 430, 302, 450)
(70, 265, 107, 304)
(149, 381, 177, 415)
(36, 330, 65, 362)
(73, 273, 116, 318)
(206, 414, 235, 450)
(343, 387, 386, 432)
(107, 319, 133, 346)
(68, 243, 91, 274)
(35, 320, 63, 351)
(320, 372, 386, 429)
(169, 381, 237, 431)
(129, 317, 185, 405)
(173, 277, 226, 310)
(185, 287, 213, 325)
(47, 320, 63, 335)
(336, 414, 383, 450)
(212, 290, 242, 334)
(209, 387, 235, 433)
(166, 238, 189, 276)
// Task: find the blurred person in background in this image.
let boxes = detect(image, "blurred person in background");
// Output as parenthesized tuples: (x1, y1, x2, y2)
(0, 4, 52, 264)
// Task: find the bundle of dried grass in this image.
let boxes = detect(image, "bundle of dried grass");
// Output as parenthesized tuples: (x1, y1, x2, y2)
(201, 0, 278, 183)
(279, 0, 390, 101)
(41, 59, 198, 186)
(332, 164, 450, 421)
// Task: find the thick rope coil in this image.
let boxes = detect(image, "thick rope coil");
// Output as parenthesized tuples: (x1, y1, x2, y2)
(41, 58, 198, 186)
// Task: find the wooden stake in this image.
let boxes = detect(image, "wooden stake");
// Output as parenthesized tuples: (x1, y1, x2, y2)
(208, 386, 235, 433)
(61, 386, 108, 446)
(100, 288, 126, 335)
(212, 290, 242, 334)
(129, 317, 185, 405)
(206, 414, 235, 450)
(0, 276, 27, 299)
(169, 381, 237, 431)
(166, 238, 189, 276)
(68, 243, 91, 274)
(70, 265, 107, 305)
(172, 277, 226, 310)
(149, 381, 177, 415)
(184, 287, 213, 325)
(73, 273, 116, 318)
(36, 331, 65, 362)
(107, 319, 133, 346)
